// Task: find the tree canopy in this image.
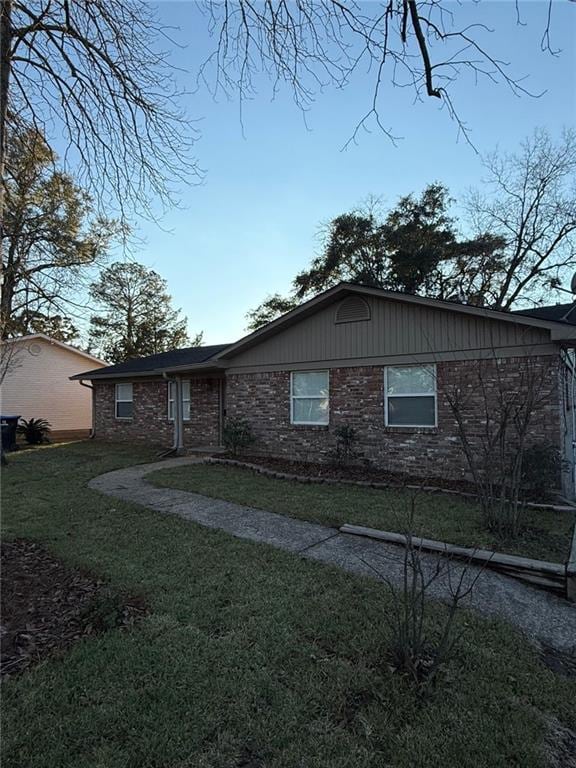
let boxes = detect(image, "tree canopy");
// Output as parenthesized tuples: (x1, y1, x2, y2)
(88, 261, 201, 363)
(1, 126, 119, 339)
(247, 130, 576, 330)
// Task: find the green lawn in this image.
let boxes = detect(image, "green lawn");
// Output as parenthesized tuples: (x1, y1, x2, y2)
(150, 463, 575, 562)
(2, 442, 575, 768)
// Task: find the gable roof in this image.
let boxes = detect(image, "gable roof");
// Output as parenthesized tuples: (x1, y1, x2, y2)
(215, 283, 576, 360)
(70, 285, 576, 381)
(70, 343, 230, 380)
(5, 333, 108, 366)
(513, 303, 576, 326)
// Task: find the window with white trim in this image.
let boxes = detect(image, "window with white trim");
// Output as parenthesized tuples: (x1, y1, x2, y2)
(385, 365, 436, 427)
(168, 380, 191, 421)
(291, 371, 329, 425)
(115, 383, 133, 419)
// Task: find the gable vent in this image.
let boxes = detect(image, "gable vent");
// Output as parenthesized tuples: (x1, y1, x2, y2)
(335, 296, 371, 324)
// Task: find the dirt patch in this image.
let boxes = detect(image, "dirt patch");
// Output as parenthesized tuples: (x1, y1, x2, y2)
(1, 539, 145, 679)
(219, 454, 479, 494)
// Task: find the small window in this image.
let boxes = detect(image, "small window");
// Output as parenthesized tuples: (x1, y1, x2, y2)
(291, 371, 329, 425)
(168, 380, 191, 421)
(115, 383, 133, 419)
(385, 365, 436, 427)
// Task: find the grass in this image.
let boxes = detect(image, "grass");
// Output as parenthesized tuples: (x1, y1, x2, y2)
(1, 441, 575, 768)
(149, 463, 575, 562)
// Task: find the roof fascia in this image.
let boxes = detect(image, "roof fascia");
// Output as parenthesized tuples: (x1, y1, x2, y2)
(5, 333, 108, 365)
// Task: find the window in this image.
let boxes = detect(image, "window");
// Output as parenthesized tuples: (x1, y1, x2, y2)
(385, 365, 436, 427)
(168, 380, 191, 421)
(291, 371, 329, 425)
(115, 383, 133, 419)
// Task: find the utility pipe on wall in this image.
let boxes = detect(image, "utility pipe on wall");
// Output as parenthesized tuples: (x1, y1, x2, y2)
(79, 379, 95, 438)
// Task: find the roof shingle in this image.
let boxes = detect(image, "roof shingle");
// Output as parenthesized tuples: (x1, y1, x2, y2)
(73, 343, 231, 379)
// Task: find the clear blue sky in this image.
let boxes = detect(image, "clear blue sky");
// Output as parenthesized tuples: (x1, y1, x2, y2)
(128, 1, 575, 344)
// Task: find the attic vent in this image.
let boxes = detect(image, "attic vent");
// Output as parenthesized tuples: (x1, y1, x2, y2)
(335, 296, 371, 324)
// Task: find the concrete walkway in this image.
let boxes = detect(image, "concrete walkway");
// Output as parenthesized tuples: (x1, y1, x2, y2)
(89, 457, 576, 651)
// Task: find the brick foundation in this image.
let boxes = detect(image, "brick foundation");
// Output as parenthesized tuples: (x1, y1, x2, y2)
(225, 356, 562, 482)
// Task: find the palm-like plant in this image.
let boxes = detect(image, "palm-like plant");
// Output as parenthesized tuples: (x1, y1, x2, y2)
(17, 418, 52, 445)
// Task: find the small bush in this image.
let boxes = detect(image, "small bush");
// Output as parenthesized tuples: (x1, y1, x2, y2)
(331, 424, 359, 465)
(521, 443, 564, 501)
(223, 417, 256, 456)
(17, 418, 51, 445)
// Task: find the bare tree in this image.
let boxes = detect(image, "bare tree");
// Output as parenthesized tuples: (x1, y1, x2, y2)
(0, 0, 197, 227)
(460, 129, 576, 309)
(359, 490, 484, 691)
(445, 355, 558, 538)
(201, 1, 561, 146)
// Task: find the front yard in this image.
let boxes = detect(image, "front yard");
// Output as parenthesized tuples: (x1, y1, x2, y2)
(2, 442, 575, 768)
(150, 462, 575, 562)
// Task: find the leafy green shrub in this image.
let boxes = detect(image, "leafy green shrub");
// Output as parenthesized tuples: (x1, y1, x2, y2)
(331, 424, 359, 465)
(17, 418, 51, 445)
(521, 443, 564, 500)
(223, 417, 256, 457)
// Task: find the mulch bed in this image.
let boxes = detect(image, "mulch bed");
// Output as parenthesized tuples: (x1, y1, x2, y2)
(219, 454, 479, 495)
(1, 539, 146, 680)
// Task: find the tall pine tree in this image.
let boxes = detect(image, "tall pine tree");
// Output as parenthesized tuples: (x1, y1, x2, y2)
(89, 262, 201, 363)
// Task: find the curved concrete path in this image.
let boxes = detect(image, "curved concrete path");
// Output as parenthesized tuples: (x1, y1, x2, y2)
(89, 457, 576, 652)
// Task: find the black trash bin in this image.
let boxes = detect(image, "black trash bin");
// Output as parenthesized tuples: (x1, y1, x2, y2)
(1, 415, 20, 452)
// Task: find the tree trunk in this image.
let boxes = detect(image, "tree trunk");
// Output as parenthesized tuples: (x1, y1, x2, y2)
(0, 0, 12, 297)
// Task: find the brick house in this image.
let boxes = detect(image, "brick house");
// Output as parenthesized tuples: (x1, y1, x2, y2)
(71, 284, 576, 497)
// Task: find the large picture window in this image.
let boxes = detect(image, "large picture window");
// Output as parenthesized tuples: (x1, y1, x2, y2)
(291, 371, 329, 425)
(168, 380, 191, 421)
(115, 383, 133, 419)
(385, 365, 436, 427)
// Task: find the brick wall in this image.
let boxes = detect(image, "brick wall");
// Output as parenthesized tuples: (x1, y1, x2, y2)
(225, 356, 562, 481)
(93, 377, 221, 448)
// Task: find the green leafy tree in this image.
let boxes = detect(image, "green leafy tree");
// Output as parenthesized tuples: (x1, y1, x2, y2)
(247, 185, 503, 330)
(89, 262, 201, 363)
(1, 126, 120, 339)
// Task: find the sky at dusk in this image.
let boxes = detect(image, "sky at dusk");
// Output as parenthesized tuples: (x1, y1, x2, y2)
(117, 1, 575, 345)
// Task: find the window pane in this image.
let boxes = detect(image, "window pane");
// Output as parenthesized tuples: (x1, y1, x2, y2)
(117, 383, 133, 401)
(116, 401, 133, 419)
(387, 366, 435, 395)
(292, 371, 328, 397)
(182, 381, 190, 401)
(293, 397, 329, 424)
(387, 396, 435, 426)
(183, 401, 190, 420)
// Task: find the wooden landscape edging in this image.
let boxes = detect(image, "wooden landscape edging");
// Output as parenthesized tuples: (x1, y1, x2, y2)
(339, 523, 570, 597)
(205, 457, 576, 513)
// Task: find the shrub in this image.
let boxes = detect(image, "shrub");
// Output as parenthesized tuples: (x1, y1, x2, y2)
(223, 417, 256, 456)
(17, 418, 51, 445)
(332, 424, 359, 465)
(521, 443, 564, 501)
(361, 492, 482, 693)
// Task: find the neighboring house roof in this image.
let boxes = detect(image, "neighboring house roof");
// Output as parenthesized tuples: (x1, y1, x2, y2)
(71, 343, 230, 380)
(70, 284, 576, 381)
(513, 303, 576, 326)
(4, 333, 108, 366)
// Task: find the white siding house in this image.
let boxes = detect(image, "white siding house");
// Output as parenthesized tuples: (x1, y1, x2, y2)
(1, 334, 107, 437)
